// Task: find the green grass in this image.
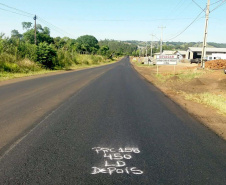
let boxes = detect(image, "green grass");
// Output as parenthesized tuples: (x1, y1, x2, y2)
(183, 92, 226, 115)
(0, 70, 56, 81)
(132, 60, 156, 67)
(155, 73, 173, 82)
(137, 64, 156, 67)
(176, 70, 205, 80)
(0, 55, 119, 81)
(155, 70, 205, 83)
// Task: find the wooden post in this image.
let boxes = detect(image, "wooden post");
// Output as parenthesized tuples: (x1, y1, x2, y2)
(34, 15, 37, 45)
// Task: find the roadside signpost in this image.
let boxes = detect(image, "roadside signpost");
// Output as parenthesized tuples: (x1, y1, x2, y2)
(156, 55, 178, 75)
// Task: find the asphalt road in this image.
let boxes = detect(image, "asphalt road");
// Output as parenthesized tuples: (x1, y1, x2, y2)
(0, 57, 226, 185)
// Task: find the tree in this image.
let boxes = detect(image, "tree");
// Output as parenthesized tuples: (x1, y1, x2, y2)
(76, 35, 99, 54)
(99, 45, 109, 56)
(132, 50, 137, 56)
(22, 22, 32, 30)
(98, 39, 137, 56)
(23, 24, 53, 44)
(36, 42, 56, 69)
(36, 24, 44, 32)
(11, 30, 22, 40)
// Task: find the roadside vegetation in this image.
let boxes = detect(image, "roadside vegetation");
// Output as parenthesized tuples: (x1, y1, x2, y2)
(149, 68, 225, 115)
(0, 22, 137, 81)
(155, 70, 206, 82)
(182, 92, 226, 115)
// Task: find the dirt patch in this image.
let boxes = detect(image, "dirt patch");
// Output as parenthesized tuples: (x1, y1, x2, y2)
(131, 59, 226, 140)
(189, 78, 205, 86)
(206, 59, 226, 69)
(168, 76, 180, 81)
(219, 79, 226, 88)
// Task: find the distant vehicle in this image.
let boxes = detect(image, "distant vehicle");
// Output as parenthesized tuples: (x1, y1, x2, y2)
(190, 58, 201, 64)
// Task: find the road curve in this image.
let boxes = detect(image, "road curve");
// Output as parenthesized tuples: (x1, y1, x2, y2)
(0, 57, 226, 184)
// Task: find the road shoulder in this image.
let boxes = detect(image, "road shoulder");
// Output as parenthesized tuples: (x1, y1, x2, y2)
(0, 58, 121, 86)
(131, 59, 226, 140)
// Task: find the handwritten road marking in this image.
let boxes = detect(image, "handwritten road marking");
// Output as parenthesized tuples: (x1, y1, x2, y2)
(91, 147, 143, 175)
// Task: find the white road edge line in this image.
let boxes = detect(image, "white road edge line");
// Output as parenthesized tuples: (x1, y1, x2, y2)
(0, 69, 111, 161)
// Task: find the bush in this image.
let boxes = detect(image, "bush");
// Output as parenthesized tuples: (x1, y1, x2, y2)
(0, 61, 19, 72)
(0, 56, 41, 73)
(18, 42, 37, 61)
(18, 59, 41, 72)
(91, 55, 99, 64)
(36, 42, 57, 69)
(56, 49, 77, 69)
(0, 53, 16, 63)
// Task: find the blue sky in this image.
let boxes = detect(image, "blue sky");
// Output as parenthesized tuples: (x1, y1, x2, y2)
(0, 0, 225, 43)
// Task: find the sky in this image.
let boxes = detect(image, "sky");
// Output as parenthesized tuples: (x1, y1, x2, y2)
(0, 0, 226, 43)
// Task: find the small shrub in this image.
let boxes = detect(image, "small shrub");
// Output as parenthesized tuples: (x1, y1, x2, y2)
(0, 53, 16, 63)
(36, 42, 57, 69)
(91, 55, 99, 64)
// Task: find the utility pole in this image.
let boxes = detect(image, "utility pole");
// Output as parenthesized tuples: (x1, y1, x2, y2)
(150, 34, 155, 58)
(158, 26, 166, 55)
(34, 15, 37, 45)
(138, 46, 141, 62)
(201, 0, 210, 69)
(146, 41, 149, 65)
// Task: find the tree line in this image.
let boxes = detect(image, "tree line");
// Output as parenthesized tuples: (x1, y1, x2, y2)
(0, 22, 138, 73)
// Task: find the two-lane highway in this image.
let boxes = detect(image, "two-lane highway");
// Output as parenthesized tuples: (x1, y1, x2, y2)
(0, 63, 116, 153)
(0, 57, 226, 184)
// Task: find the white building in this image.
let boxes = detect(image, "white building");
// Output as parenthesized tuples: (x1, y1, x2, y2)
(208, 53, 226, 60)
(175, 51, 187, 59)
(186, 47, 226, 60)
(162, 50, 175, 55)
(154, 50, 187, 59)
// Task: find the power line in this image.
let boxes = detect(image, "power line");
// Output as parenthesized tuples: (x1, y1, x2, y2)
(73, 18, 196, 22)
(165, 0, 186, 17)
(38, 17, 75, 38)
(0, 8, 67, 37)
(38, 19, 67, 36)
(0, 7, 32, 18)
(0, 2, 33, 16)
(165, 10, 204, 41)
(164, 0, 225, 42)
(211, 0, 226, 12)
(167, 1, 193, 21)
(0, 2, 75, 38)
(192, 0, 206, 12)
(210, 0, 224, 5)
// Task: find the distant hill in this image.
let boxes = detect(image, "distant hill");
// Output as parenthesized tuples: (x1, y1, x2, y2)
(208, 42, 226, 48)
(122, 40, 226, 51)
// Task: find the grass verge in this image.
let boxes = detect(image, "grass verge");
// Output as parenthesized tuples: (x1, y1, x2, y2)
(181, 92, 226, 115)
(0, 55, 119, 81)
(0, 70, 56, 81)
(155, 70, 206, 83)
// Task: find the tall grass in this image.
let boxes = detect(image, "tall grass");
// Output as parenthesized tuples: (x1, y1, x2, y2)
(75, 54, 105, 65)
(155, 70, 205, 83)
(0, 53, 41, 73)
(183, 92, 226, 115)
(0, 36, 115, 81)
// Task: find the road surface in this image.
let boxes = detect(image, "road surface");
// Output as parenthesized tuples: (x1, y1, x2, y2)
(0, 57, 226, 184)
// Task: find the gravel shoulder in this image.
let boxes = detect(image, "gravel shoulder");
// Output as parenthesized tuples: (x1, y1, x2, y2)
(131, 58, 226, 140)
